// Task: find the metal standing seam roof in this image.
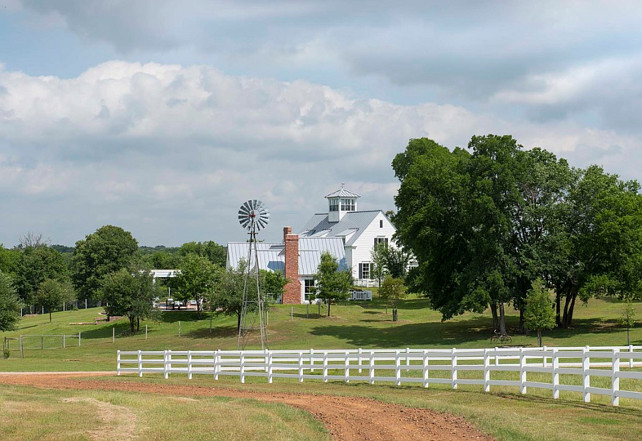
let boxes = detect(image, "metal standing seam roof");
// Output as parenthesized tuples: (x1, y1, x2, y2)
(299, 210, 383, 246)
(226, 237, 347, 276)
(324, 184, 361, 199)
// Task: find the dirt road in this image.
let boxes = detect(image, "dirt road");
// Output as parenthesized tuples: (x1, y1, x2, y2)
(0, 372, 493, 441)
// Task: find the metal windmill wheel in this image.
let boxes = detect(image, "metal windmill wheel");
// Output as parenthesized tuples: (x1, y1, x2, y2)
(237, 199, 270, 350)
(238, 199, 270, 233)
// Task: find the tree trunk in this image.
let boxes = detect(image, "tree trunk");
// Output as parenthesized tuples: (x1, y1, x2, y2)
(129, 316, 135, 333)
(567, 292, 577, 325)
(136, 317, 140, 331)
(490, 302, 499, 332)
(49, 310, 52, 323)
(327, 301, 331, 317)
(499, 302, 507, 336)
(537, 329, 542, 347)
(555, 288, 562, 328)
(519, 308, 525, 334)
(237, 312, 242, 333)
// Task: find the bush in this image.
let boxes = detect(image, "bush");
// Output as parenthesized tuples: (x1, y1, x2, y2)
(3, 348, 10, 359)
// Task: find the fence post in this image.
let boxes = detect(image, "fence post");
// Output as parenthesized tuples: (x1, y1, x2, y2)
(612, 349, 620, 406)
(298, 351, 304, 382)
(267, 350, 273, 384)
(451, 348, 458, 390)
(138, 350, 143, 377)
(369, 350, 375, 385)
(358, 348, 363, 374)
(583, 346, 591, 403)
(214, 350, 220, 380)
(112, 327, 115, 343)
(146, 324, 148, 340)
(422, 349, 429, 388)
(63, 334, 66, 349)
(188, 350, 193, 380)
(344, 350, 350, 383)
(406, 347, 411, 372)
(629, 345, 634, 369)
(520, 348, 527, 394)
(164, 350, 169, 379)
(117, 350, 121, 375)
(495, 347, 499, 366)
(78, 332, 81, 347)
(20, 335, 23, 358)
(310, 348, 315, 372)
(168, 350, 173, 378)
(41, 336, 44, 350)
(484, 349, 490, 392)
(323, 351, 328, 383)
(240, 352, 245, 384)
(552, 348, 559, 399)
(178, 321, 181, 337)
(395, 350, 401, 386)
(542, 345, 548, 367)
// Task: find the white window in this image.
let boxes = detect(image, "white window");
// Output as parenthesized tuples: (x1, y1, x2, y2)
(341, 198, 355, 211)
(359, 262, 371, 279)
(374, 237, 389, 247)
(304, 279, 316, 302)
(329, 199, 339, 212)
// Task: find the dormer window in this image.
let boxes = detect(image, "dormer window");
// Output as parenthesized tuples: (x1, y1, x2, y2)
(329, 199, 339, 212)
(325, 184, 361, 222)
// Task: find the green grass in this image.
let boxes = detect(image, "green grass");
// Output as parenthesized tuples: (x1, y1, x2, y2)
(0, 384, 328, 441)
(1, 295, 642, 440)
(1, 295, 641, 371)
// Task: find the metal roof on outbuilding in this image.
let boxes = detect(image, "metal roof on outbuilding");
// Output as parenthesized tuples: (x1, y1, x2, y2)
(226, 237, 347, 277)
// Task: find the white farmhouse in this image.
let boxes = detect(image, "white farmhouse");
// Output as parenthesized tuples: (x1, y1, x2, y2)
(226, 185, 395, 304)
(299, 185, 396, 286)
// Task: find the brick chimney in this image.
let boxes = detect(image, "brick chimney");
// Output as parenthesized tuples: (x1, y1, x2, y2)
(282, 226, 301, 304)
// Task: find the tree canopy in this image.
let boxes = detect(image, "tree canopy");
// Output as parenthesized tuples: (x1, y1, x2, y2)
(173, 253, 218, 316)
(100, 266, 157, 332)
(0, 271, 22, 332)
(314, 252, 352, 316)
(72, 225, 138, 301)
(393, 136, 642, 331)
(524, 278, 556, 346)
(14, 245, 68, 306)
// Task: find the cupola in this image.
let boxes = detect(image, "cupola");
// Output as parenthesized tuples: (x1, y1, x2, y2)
(325, 184, 360, 222)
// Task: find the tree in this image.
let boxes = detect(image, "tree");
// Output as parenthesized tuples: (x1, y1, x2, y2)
(382, 246, 411, 279)
(72, 225, 138, 302)
(0, 245, 20, 275)
(370, 243, 388, 288)
(524, 278, 556, 346)
(179, 241, 227, 267)
(0, 271, 22, 331)
(210, 262, 247, 332)
(379, 276, 406, 321)
(14, 245, 69, 307)
(36, 279, 68, 322)
(261, 269, 287, 302)
(100, 267, 157, 333)
(173, 253, 218, 317)
(314, 252, 352, 317)
(618, 300, 637, 346)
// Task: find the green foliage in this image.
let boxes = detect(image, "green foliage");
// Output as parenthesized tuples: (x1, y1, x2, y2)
(619, 300, 637, 329)
(0, 270, 22, 331)
(370, 243, 387, 287)
(261, 269, 287, 302)
(36, 279, 73, 322)
(14, 245, 68, 306)
(379, 276, 407, 321)
(392, 135, 642, 331)
(100, 266, 157, 332)
(0, 245, 20, 275)
(210, 261, 247, 331)
(174, 253, 219, 316)
(524, 278, 556, 346)
(71, 225, 138, 301)
(179, 241, 226, 267)
(314, 252, 352, 316)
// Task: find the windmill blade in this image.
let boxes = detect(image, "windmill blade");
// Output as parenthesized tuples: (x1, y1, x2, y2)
(238, 199, 270, 232)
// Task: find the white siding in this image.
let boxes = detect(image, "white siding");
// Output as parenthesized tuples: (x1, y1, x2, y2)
(348, 212, 396, 280)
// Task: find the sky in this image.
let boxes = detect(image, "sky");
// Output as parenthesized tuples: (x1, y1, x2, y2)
(1, 1, 642, 247)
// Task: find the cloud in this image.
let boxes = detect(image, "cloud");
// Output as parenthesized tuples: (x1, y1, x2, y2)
(0, 60, 639, 248)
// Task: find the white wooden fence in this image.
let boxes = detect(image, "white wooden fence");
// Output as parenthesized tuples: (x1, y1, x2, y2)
(117, 346, 642, 406)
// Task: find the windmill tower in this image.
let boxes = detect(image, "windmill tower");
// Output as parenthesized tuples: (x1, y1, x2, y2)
(237, 200, 270, 349)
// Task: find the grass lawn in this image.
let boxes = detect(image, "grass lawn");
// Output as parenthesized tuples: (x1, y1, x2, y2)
(1, 294, 641, 440)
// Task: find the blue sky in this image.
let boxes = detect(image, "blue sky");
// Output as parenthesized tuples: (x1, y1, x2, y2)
(1, 1, 642, 247)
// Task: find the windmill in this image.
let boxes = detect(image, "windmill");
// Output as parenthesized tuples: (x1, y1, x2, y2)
(237, 199, 270, 349)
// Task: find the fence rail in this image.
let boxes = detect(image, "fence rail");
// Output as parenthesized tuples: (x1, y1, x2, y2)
(117, 346, 642, 406)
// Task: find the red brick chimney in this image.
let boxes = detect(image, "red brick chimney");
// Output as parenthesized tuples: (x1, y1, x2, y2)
(282, 226, 301, 304)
